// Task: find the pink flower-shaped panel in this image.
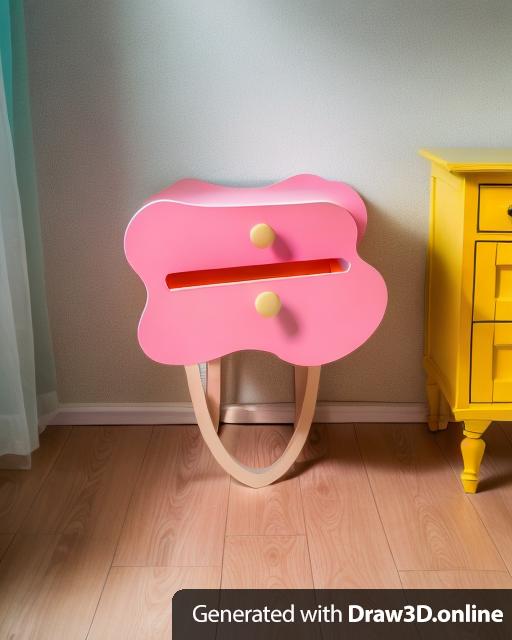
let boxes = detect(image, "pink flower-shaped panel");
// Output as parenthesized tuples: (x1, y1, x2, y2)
(124, 175, 387, 366)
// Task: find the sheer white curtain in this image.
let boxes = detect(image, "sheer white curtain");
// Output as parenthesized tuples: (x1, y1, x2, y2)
(0, 60, 38, 463)
(1, 1, 58, 467)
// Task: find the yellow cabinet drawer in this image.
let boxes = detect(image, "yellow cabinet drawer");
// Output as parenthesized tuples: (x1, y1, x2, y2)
(479, 185, 512, 232)
(471, 323, 512, 402)
(473, 242, 512, 320)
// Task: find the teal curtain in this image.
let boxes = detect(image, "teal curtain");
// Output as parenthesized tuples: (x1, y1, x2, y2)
(0, 0, 57, 464)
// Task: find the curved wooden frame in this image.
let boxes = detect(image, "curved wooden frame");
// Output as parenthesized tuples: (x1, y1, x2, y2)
(185, 361, 321, 488)
(205, 358, 221, 431)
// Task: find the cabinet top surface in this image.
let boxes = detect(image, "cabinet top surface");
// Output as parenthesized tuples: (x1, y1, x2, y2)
(419, 148, 512, 173)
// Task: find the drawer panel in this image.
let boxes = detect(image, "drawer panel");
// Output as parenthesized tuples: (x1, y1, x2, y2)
(479, 185, 512, 232)
(136, 263, 387, 367)
(473, 241, 512, 321)
(471, 323, 512, 402)
(126, 200, 358, 275)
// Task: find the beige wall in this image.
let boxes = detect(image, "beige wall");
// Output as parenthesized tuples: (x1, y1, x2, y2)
(24, 0, 512, 404)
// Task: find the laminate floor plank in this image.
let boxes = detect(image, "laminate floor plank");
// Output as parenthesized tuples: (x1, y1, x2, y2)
(6, 423, 512, 638)
(0, 427, 71, 533)
(88, 566, 221, 640)
(225, 425, 305, 536)
(115, 426, 230, 567)
(20, 427, 151, 538)
(400, 570, 512, 589)
(0, 533, 115, 640)
(222, 535, 313, 588)
(437, 422, 512, 572)
(356, 423, 504, 571)
(300, 424, 401, 588)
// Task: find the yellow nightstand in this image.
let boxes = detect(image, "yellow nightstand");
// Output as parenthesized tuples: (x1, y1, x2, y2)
(421, 148, 512, 493)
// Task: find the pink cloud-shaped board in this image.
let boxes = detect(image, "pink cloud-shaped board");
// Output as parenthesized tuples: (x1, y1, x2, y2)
(124, 175, 387, 366)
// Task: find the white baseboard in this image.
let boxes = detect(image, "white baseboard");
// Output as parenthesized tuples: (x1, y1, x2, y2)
(48, 401, 428, 426)
(37, 391, 59, 430)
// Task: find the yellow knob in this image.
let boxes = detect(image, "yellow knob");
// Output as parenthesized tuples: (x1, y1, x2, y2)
(255, 291, 281, 317)
(250, 223, 275, 248)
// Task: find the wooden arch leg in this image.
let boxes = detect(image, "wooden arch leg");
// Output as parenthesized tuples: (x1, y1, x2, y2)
(206, 358, 221, 431)
(186, 363, 321, 488)
(294, 365, 308, 421)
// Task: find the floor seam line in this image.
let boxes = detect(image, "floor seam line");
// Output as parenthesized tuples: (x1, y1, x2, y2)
(432, 424, 510, 574)
(15, 426, 73, 534)
(84, 425, 155, 639)
(297, 424, 316, 589)
(354, 422, 403, 587)
(219, 429, 233, 590)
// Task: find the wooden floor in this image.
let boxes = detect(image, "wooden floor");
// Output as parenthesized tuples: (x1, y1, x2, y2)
(2, 422, 512, 638)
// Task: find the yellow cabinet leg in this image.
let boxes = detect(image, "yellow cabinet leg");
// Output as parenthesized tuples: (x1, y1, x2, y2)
(426, 377, 440, 431)
(438, 394, 451, 431)
(460, 420, 491, 493)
